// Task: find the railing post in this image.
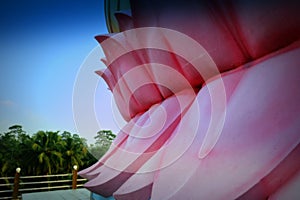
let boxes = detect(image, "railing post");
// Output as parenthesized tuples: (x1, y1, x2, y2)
(12, 167, 21, 199)
(72, 165, 78, 190)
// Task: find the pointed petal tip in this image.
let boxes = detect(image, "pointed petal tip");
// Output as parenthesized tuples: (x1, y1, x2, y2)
(95, 35, 111, 43)
(101, 57, 108, 66)
(95, 70, 104, 76)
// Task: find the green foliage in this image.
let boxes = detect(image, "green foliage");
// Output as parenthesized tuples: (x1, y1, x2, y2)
(89, 130, 116, 159)
(0, 125, 31, 176)
(0, 125, 114, 177)
(31, 131, 65, 175)
(95, 130, 116, 146)
(61, 131, 90, 172)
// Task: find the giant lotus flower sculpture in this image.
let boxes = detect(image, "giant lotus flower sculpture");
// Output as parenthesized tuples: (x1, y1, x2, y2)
(79, 0, 300, 199)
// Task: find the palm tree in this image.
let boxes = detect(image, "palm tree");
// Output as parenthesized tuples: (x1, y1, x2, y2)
(32, 131, 64, 175)
(61, 131, 88, 172)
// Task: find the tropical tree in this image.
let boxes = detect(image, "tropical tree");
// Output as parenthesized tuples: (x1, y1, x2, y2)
(0, 125, 32, 176)
(31, 131, 64, 175)
(0, 126, 108, 177)
(95, 130, 116, 146)
(88, 130, 116, 159)
(61, 131, 90, 172)
(0, 129, 18, 176)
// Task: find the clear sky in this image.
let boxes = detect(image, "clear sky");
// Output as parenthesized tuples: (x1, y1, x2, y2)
(0, 0, 121, 143)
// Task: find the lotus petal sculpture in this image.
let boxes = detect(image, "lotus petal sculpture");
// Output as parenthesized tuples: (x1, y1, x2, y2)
(80, 0, 300, 199)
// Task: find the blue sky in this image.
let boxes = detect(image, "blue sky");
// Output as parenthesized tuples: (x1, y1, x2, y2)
(0, 0, 121, 142)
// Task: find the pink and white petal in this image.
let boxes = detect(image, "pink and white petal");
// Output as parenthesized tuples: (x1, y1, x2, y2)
(114, 184, 153, 200)
(113, 172, 154, 200)
(237, 143, 300, 199)
(154, 48, 300, 200)
(269, 169, 300, 200)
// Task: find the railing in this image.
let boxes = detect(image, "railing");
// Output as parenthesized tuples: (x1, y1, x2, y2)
(0, 166, 87, 200)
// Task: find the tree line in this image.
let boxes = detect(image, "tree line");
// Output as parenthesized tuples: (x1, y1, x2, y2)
(0, 125, 116, 177)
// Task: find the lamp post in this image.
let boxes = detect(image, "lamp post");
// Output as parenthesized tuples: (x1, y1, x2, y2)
(72, 165, 78, 190)
(12, 167, 21, 199)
